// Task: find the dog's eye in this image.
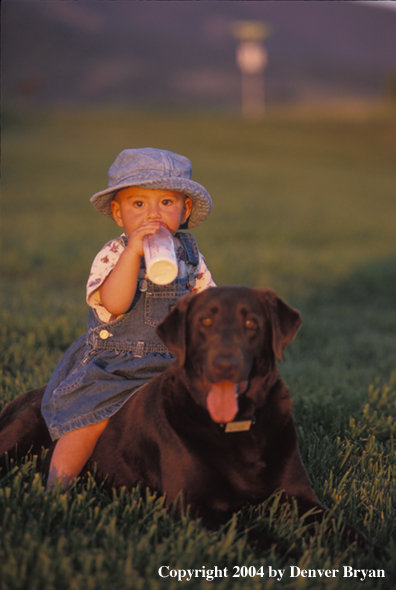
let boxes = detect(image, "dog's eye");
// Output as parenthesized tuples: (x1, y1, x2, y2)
(245, 319, 257, 330)
(201, 317, 213, 327)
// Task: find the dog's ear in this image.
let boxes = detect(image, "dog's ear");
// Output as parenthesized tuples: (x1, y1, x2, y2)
(258, 288, 302, 362)
(156, 292, 196, 366)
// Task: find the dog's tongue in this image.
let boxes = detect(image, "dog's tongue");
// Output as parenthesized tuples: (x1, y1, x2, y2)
(207, 381, 239, 423)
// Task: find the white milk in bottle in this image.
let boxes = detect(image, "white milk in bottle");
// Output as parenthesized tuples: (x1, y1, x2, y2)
(143, 224, 178, 285)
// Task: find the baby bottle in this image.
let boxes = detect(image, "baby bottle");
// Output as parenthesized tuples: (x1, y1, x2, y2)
(143, 224, 178, 285)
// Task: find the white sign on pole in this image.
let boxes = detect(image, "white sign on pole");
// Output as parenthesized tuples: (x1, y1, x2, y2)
(236, 42, 268, 75)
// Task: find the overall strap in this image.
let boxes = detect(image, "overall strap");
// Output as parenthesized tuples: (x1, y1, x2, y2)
(119, 234, 129, 248)
(177, 232, 200, 266)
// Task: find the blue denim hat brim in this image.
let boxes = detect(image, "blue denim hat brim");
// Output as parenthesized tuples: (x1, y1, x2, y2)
(90, 148, 212, 229)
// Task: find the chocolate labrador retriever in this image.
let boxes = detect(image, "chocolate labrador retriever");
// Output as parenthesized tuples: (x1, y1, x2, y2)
(0, 286, 368, 545)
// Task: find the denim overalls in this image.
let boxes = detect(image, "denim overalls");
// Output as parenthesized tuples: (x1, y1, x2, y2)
(41, 232, 200, 440)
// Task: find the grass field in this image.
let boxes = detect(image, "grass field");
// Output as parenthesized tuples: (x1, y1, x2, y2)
(1, 105, 396, 589)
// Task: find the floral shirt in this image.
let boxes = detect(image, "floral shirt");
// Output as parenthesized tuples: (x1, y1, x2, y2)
(87, 233, 215, 322)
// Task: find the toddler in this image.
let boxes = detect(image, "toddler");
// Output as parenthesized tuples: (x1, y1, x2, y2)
(42, 148, 215, 490)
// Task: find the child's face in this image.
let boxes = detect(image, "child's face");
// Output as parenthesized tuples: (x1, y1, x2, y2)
(111, 187, 193, 235)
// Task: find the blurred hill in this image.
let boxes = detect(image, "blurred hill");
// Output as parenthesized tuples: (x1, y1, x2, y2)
(3, 0, 396, 108)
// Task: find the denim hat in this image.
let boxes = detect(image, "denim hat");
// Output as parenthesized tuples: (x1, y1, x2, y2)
(90, 148, 212, 229)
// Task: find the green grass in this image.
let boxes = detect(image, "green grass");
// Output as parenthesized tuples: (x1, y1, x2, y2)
(1, 105, 396, 589)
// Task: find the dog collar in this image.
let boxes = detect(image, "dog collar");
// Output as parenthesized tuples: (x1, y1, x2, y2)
(220, 415, 256, 433)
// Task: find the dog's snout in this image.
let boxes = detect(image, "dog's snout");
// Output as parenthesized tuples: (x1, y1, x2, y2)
(212, 353, 240, 379)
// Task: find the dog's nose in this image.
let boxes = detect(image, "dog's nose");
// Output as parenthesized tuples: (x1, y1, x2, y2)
(212, 353, 239, 379)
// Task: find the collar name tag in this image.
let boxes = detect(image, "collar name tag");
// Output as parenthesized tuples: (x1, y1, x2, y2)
(225, 420, 252, 433)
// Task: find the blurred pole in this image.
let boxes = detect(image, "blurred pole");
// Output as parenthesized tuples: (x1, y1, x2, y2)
(237, 41, 267, 118)
(231, 21, 272, 119)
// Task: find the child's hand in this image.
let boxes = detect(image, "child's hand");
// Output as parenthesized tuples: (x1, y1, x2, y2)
(126, 220, 163, 258)
(100, 219, 164, 315)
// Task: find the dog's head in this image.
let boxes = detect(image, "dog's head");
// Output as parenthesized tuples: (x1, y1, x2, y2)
(156, 286, 301, 424)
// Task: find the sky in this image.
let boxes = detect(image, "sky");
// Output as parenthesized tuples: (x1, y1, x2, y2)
(361, 0, 396, 10)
